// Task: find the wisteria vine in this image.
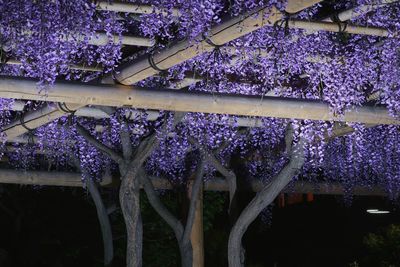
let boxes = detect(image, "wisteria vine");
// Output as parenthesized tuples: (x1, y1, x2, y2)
(0, 0, 399, 201)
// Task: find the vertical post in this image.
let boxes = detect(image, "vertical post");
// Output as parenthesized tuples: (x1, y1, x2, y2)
(188, 181, 204, 267)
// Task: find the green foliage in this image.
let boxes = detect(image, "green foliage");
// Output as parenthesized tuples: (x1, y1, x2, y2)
(203, 191, 226, 232)
(141, 192, 179, 267)
(140, 191, 227, 266)
(360, 224, 400, 267)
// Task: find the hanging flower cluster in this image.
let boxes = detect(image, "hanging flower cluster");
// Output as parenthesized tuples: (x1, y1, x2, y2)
(0, 0, 123, 87)
(1, 0, 400, 200)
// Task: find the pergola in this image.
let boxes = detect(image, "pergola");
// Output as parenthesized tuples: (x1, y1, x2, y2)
(0, 0, 399, 266)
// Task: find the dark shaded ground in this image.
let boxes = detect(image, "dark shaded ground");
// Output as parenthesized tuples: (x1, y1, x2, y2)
(0, 185, 398, 267)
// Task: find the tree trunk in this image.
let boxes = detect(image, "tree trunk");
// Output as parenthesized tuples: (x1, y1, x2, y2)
(140, 158, 204, 267)
(120, 167, 142, 267)
(228, 138, 305, 267)
(87, 179, 114, 266)
(179, 241, 194, 267)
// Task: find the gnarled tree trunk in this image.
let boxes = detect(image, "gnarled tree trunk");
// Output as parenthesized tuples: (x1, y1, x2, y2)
(228, 132, 305, 267)
(140, 158, 204, 267)
(120, 166, 143, 267)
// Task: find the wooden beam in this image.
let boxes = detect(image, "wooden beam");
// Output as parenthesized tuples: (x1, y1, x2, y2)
(89, 33, 154, 47)
(288, 20, 389, 37)
(0, 169, 387, 196)
(96, 1, 181, 16)
(5, 100, 25, 111)
(3, 103, 85, 141)
(0, 77, 398, 125)
(2, 59, 103, 72)
(0, 169, 111, 187)
(322, 0, 398, 22)
(4, 32, 153, 49)
(150, 177, 388, 196)
(285, 0, 322, 13)
(115, 6, 283, 85)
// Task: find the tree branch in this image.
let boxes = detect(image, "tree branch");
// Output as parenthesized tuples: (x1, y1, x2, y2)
(188, 137, 237, 211)
(140, 168, 184, 241)
(228, 127, 305, 267)
(87, 178, 114, 266)
(76, 124, 123, 165)
(133, 112, 186, 166)
(120, 121, 133, 160)
(182, 157, 205, 244)
(133, 135, 159, 166)
(71, 156, 114, 266)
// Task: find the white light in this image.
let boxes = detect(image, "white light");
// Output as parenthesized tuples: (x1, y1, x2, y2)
(367, 209, 390, 214)
(366, 209, 378, 213)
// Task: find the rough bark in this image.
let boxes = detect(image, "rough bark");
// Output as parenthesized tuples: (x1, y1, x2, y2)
(76, 124, 123, 165)
(78, 112, 184, 267)
(140, 158, 204, 267)
(119, 164, 143, 267)
(228, 129, 305, 267)
(188, 137, 237, 213)
(77, 124, 144, 267)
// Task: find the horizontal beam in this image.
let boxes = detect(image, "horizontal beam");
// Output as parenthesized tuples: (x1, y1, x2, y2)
(0, 169, 111, 187)
(156, 178, 386, 196)
(1, 101, 325, 129)
(0, 169, 387, 196)
(89, 33, 154, 47)
(285, 0, 322, 13)
(96, 1, 181, 16)
(2, 59, 103, 72)
(324, 0, 398, 22)
(288, 19, 389, 37)
(0, 77, 398, 125)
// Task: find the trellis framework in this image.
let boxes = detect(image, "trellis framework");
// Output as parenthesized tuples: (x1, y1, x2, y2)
(0, 1, 400, 267)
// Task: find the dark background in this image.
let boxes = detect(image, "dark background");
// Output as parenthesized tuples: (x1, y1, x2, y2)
(0, 185, 398, 267)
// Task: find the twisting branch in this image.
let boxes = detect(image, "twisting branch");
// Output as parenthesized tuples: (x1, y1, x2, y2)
(77, 111, 186, 267)
(76, 124, 124, 165)
(228, 126, 306, 267)
(87, 178, 114, 266)
(140, 154, 205, 267)
(134, 112, 186, 166)
(71, 156, 114, 266)
(140, 168, 184, 238)
(120, 111, 186, 267)
(188, 137, 237, 211)
(120, 121, 133, 160)
(133, 136, 159, 166)
(182, 157, 205, 243)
